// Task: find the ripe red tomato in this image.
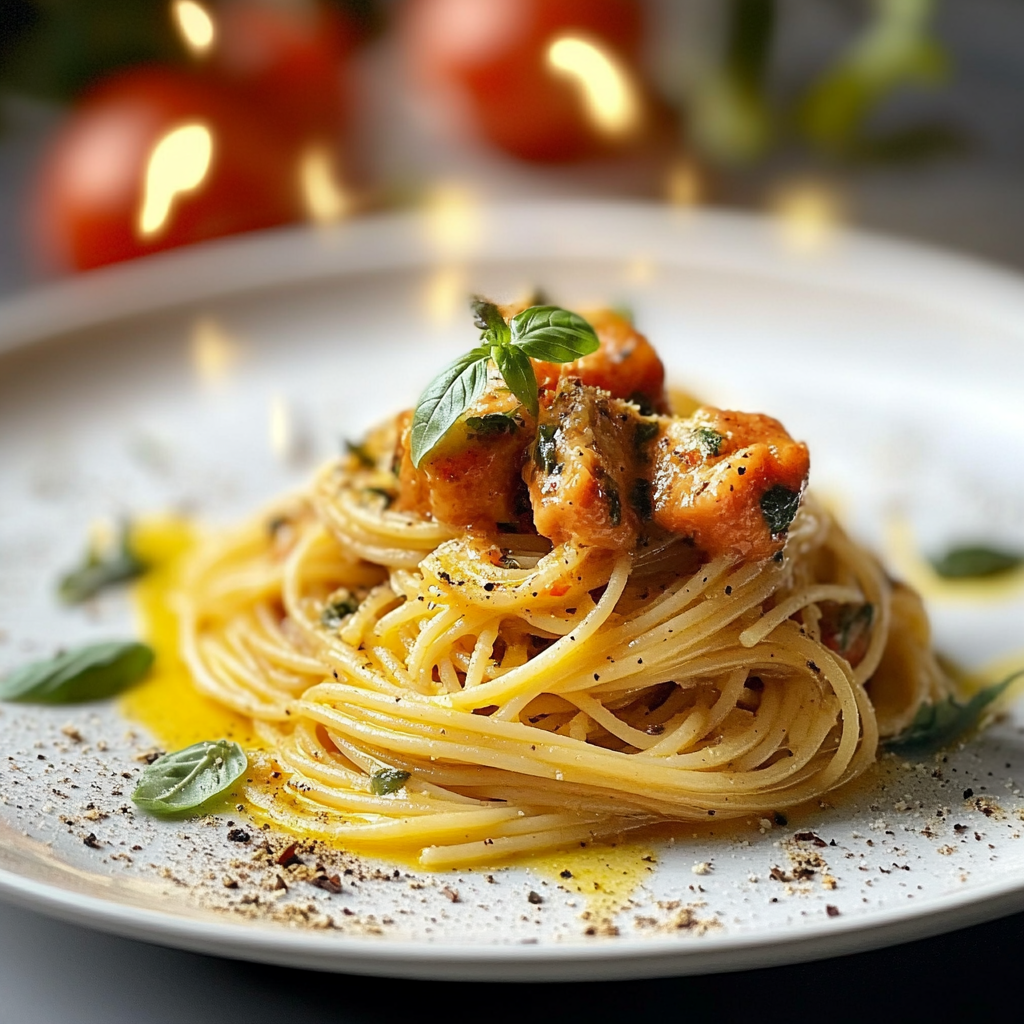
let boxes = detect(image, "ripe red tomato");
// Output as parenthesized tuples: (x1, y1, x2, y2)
(29, 66, 304, 271)
(213, 0, 357, 147)
(402, 0, 647, 161)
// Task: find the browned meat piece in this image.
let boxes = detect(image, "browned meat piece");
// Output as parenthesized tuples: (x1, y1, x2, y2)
(532, 309, 668, 413)
(651, 407, 810, 560)
(525, 379, 655, 550)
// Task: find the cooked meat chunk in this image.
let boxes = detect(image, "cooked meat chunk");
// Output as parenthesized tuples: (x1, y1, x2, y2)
(394, 366, 534, 532)
(651, 407, 809, 560)
(532, 309, 668, 413)
(525, 379, 654, 549)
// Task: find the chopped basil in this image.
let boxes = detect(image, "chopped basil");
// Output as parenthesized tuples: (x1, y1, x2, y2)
(58, 524, 148, 604)
(410, 300, 598, 466)
(930, 545, 1024, 580)
(535, 424, 559, 474)
(0, 641, 153, 704)
(886, 670, 1024, 756)
(370, 768, 410, 796)
(605, 480, 622, 527)
(465, 412, 518, 437)
(760, 485, 801, 535)
(132, 740, 247, 814)
(633, 420, 660, 456)
(629, 478, 654, 521)
(321, 591, 360, 628)
(344, 440, 375, 467)
(693, 427, 725, 458)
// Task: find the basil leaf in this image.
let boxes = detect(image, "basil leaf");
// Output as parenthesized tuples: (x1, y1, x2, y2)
(0, 641, 153, 704)
(693, 426, 725, 457)
(930, 545, 1024, 580)
(465, 412, 518, 437)
(321, 590, 359, 628)
(470, 297, 511, 347)
(509, 306, 600, 362)
(886, 670, 1024, 757)
(760, 485, 801, 535)
(410, 349, 489, 467)
(492, 344, 539, 418)
(370, 768, 410, 796)
(59, 526, 148, 604)
(132, 740, 247, 814)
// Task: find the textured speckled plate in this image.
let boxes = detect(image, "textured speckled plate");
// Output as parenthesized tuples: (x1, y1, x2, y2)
(2, 202, 1024, 981)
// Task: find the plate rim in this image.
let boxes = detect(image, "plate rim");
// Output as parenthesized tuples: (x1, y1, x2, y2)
(3, 199, 1024, 980)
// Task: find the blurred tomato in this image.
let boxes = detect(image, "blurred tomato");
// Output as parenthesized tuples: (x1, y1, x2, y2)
(402, 0, 647, 161)
(29, 66, 304, 271)
(213, 0, 357, 146)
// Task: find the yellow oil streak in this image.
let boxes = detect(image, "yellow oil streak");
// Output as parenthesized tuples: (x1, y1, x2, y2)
(122, 518, 258, 750)
(523, 839, 657, 925)
(546, 36, 641, 138)
(172, 0, 216, 56)
(137, 123, 214, 238)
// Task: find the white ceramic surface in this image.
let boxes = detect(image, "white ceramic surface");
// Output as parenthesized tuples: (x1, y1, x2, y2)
(1, 202, 1024, 981)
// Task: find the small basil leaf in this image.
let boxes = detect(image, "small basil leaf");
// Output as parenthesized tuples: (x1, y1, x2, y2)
(693, 427, 725, 457)
(465, 412, 518, 437)
(470, 297, 511, 346)
(760, 485, 802, 535)
(885, 670, 1024, 757)
(509, 306, 600, 362)
(492, 344, 539, 418)
(370, 768, 410, 796)
(132, 740, 248, 814)
(930, 545, 1024, 580)
(410, 349, 490, 467)
(344, 440, 375, 467)
(59, 526, 148, 604)
(0, 641, 153, 704)
(321, 590, 360, 628)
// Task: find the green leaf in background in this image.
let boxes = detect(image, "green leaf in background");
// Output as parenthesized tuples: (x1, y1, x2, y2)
(409, 348, 490, 467)
(798, 0, 949, 157)
(0, 640, 153, 703)
(370, 767, 410, 796)
(930, 545, 1024, 579)
(470, 297, 511, 347)
(132, 739, 247, 814)
(58, 523, 148, 604)
(509, 306, 600, 363)
(886, 670, 1024, 757)
(492, 343, 539, 418)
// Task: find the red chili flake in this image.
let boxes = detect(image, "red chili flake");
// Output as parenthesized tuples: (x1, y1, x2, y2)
(826, 905, 840, 917)
(276, 841, 300, 866)
(311, 874, 342, 894)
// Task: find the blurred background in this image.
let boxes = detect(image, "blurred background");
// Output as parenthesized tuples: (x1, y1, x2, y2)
(1, 0, 1023, 295)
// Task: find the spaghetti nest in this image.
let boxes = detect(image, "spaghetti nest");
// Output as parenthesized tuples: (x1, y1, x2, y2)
(179, 457, 947, 868)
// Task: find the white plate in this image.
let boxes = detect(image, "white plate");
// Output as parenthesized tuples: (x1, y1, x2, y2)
(2, 202, 1024, 981)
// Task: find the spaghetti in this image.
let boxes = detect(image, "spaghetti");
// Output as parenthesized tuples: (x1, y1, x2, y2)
(177, 304, 948, 867)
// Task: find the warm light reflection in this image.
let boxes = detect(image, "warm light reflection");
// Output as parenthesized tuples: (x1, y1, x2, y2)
(666, 160, 702, 207)
(300, 146, 349, 225)
(423, 266, 466, 326)
(190, 316, 240, 385)
(772, 182, 843, 252)
(138, 123, 213, 238)
(424, 183, 480, 258)
(269, 395, 294, 462)
(172, 0, 216, 56)
(546, 36, 640, 138)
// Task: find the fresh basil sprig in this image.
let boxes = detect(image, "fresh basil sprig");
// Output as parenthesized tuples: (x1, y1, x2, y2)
(930, 545, 1023, 580)
(132, 740, 248, 814)
(885, 669, 1024, 757)
(0, 641, 153, 704)
(59, 522, 148, 604)
(410, 300, 599, 467)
